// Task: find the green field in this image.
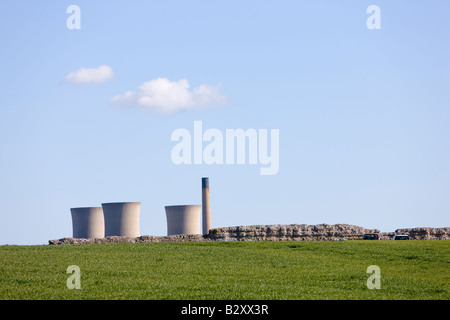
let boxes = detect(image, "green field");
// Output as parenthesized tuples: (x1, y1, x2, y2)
(0, 240, 448, 300)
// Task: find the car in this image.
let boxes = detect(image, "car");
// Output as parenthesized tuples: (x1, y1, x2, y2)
(362, 233, 382, 240)
(393, 234, 410, 240)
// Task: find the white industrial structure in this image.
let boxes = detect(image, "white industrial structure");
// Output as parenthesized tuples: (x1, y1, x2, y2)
(102, 202, 141, 237)
(70, 207, 104, 239)
(165, 205, 201, 236)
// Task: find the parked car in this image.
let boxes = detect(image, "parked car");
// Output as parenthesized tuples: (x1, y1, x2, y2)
(362, 233, 382, 240)
(393, 234, 410, 240)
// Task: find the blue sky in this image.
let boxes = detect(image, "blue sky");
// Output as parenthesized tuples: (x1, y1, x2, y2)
(0, 1, 449, 245)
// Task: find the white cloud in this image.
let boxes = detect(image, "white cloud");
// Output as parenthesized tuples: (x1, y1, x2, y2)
(110, 78, 227, 114)
(63, 65, 114, 84)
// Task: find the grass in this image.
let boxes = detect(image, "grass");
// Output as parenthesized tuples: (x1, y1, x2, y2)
(0, 240, 448, 299)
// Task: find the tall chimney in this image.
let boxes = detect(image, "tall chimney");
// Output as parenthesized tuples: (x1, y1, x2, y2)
(202, 177, 211, 235)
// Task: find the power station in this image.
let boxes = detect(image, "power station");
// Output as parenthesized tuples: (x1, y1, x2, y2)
(69, 177, 212, 239)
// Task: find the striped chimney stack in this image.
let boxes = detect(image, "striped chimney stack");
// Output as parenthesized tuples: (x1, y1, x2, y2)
(202, 177, 211, 235)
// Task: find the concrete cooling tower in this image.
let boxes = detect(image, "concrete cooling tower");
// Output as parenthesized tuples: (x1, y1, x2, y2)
(165, 205, 201, 236)
(102, 202, 141, 237)
(70, 207, 105, 238)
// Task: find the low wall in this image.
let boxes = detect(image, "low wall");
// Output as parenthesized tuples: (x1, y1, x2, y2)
(48, 234, 207, 245)
(207, 224, 379, 241)
(391, 227, 450, 240)
(48, 224, 450, 245)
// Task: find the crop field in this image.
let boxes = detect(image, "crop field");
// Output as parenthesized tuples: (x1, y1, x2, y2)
(0, 240, 448, 300)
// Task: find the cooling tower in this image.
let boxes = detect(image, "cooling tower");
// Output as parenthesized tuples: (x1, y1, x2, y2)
(165, 205, 201, 236)
(70, 207, 105, 239)
(202, 177, 211, 235)
(102, 202, 141, 237)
